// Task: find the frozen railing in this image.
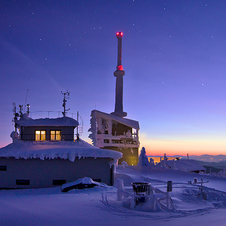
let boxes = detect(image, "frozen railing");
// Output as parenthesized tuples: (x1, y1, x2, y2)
(97, 133, 138, 140)
(96, 134, 140, 148)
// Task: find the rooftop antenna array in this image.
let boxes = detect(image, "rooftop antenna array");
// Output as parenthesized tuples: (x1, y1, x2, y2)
(61, 90, 70, 117)
(12, 102, 19, 132)
(26, 104, 30, 116)
(24, 89, 30, 116)
(24, 89, 29, 110)
(19, 105, 23, 118)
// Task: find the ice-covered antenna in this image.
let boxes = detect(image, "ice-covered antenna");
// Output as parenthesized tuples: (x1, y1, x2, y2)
(26, 104, 30, 116)
(24, 89, 29, 112)
(61, 90, 70, 117)
(19, 105, 23, 118)
(13, 102, 19, 131)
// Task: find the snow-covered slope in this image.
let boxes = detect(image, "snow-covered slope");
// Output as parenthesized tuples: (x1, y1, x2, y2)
(1, 166, 226, 226)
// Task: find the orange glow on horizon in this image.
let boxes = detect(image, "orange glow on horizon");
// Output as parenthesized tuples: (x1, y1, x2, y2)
(139, 133, 226, 156)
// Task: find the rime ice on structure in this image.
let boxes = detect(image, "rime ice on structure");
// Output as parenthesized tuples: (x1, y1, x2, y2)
(137, 147, 150, 167)
(89, 32, 140, 165)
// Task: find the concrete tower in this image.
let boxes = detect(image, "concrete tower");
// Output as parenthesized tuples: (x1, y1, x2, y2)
(111, 32, 127, 118)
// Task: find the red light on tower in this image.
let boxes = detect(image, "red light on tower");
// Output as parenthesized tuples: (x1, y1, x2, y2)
(116, 32, 123, 37)
(116, 31, 123, 68)
(112, 31, 127, 118)
(117, 65, 123, 71)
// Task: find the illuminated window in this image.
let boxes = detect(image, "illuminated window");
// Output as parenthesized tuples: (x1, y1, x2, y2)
(50, 131, 61, 141)
(35, 130, 46, 141)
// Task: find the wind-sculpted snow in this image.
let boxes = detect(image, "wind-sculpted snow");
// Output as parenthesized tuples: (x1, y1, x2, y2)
(115, 167, 226, 211)
(1, 167, 226, 225)
(0, 139, 122, 162)
(166, 159, 205, 172)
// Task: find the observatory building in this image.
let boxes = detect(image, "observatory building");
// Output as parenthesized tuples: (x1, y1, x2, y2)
(89, 32, 140, 165)
(0, 95, 122, 189)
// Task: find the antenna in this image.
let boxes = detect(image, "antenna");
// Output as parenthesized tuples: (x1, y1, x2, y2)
(26, 104, 30, 116)
(75, 112, 83, 140)
(19, 105, 23, 118)
(76, 111, 79, 141)
(13, 102, 19, 132)
(24, 89, 29, 112)
(79, 117, 83, 135)
(61, 90, 70, 117)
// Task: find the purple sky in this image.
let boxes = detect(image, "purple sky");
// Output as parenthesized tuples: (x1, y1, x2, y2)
(1, 0, 226, 156)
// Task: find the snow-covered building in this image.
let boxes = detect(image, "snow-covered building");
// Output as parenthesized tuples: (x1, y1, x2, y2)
(89, 32, 140, 165)
(89, 110, 139, 165)
(0, 114, 122, 189)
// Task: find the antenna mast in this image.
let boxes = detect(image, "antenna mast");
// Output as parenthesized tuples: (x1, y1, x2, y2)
(23, 89, 30, 116)
(61, 91, 70, 117)
(19, 105, 23, 118)
(24, 89, 29, 111)
(76, 111, 80, 141)
(13, 103, 19, 132)
(111, 31, 127, 117)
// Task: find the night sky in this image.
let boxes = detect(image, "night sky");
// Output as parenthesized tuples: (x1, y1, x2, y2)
(1, 0, 226, 156)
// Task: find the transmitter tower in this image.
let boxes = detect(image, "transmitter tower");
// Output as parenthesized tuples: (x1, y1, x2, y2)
(89, 32, 140, 165)
(111, 32, 127, 117)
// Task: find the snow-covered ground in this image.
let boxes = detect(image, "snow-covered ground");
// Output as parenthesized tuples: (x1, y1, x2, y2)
(1, 167, 226, 226)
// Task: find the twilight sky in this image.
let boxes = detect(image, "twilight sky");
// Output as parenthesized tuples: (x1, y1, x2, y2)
(1, 0, 226, 156)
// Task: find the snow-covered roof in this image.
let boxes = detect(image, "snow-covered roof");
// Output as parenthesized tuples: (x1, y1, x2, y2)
(93, 110, 139, 129)
(166, 159, 205, 172)
(17, 116, 79, 127)
(0, 139, 122, 162)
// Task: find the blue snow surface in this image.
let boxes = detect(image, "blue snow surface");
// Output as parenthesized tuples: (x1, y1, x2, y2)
(1, 166, 226, 226)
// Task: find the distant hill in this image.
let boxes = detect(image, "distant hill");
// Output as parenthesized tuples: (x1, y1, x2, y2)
(189, 155, 226, 162)
(195, 160, 226, 173)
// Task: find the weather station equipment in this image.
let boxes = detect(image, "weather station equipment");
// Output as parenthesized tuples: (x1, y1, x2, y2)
(132, 182, 151, 204)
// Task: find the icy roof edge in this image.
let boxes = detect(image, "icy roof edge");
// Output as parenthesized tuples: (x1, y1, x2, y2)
(17, 115, 79, 127)
(0, 139, 122, 162)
